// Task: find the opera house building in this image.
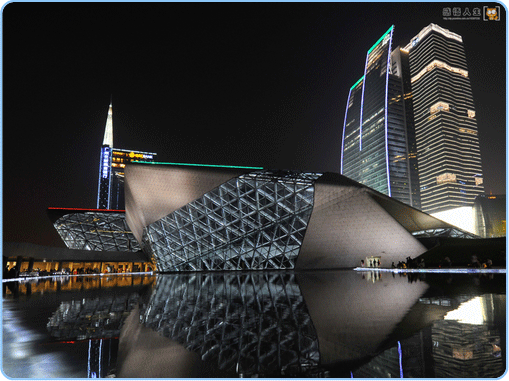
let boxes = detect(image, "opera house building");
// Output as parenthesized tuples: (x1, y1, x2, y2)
(40, 162, 474, 274)
(115, 162, 471, 272)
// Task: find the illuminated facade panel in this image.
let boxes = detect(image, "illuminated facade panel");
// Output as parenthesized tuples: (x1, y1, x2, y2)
(108, 148, 156, 210)
(405, 24, 484, 214)
(341, 26, 420, 208)
(97, 145, 113, 209)
(50, 209, 142, 252)
(98, 147, 157, 210)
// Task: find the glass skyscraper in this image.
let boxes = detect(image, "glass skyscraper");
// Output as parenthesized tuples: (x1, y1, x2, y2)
(403, 24, 484, 214)
(341, 26, 420, 208)
(342, 24, 484, 220)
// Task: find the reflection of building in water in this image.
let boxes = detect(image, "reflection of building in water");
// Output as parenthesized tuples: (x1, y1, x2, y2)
(352, 293, 505, 378)
(139, 273, 321, 377)
(353, 341, 408, 378)
(432, 294, 505, 378)
(39, 276, 156, 378)
(361, 270, 383, 283)
(432, 319, 503, 377)
(116, 271, 431, 377)
(47, 293, 140, 340)
(297, 271, 429, 368)
(3, 273, 155, 297)
(87, 339, 116, 378)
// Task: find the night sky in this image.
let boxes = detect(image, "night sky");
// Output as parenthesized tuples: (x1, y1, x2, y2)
(3, 2, 506, 247)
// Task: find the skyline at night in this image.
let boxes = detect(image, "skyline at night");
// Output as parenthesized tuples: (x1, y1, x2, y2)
(3, 3, 506, 246)
(340, 22, 488, 220)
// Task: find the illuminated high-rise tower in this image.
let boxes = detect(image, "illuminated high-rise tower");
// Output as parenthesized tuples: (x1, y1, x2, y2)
(403, 24, 484, 216)
(341, 26, 420, 208)
(97, 102, 114, 209)
(97, 102, 157, 209)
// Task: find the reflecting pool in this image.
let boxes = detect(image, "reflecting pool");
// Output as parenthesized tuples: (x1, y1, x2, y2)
(2, 270, 506, 378)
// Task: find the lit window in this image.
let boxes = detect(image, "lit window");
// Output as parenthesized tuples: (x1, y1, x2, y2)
(459, 127, 477, 135)
(468, 110, 476, 118)
(430, 101, 450, 114)
(411, 60, 468, 83)
(475, 177, 483, 186)
(436, 173, 457, 184)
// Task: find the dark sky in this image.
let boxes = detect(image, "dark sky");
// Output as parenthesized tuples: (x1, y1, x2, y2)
(3, 2, 506, 247)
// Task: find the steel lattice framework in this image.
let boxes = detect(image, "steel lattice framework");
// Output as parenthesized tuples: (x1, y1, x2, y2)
(53, 212, 141, 252)
(142, 170, 322, 272)
(140, 273, 321, 377)
(411, 227, 477, 239)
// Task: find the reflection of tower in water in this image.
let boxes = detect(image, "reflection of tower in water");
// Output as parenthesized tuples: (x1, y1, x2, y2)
(353, 293, 506, 378)
(431, 294, 505, 378)
(87, 339, 116, 378)
(46, 290, 143, 378)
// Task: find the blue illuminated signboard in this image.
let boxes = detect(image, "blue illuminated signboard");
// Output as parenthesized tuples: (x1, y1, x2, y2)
(102, 147, 111, 178)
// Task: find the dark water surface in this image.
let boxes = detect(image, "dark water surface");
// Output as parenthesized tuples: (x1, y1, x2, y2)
(2, 270, 506, 378)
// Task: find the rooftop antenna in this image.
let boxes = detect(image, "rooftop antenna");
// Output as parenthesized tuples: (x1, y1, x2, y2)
(102, 98, 114, 147)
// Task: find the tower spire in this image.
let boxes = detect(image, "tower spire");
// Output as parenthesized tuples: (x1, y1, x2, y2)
(102, 100, 113, 147)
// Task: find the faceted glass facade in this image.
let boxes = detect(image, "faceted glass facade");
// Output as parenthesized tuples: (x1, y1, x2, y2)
(341, 26, 419, 208)
(142, 170, 321, 272)
(391, 48, 421, 210)
(54, 212, 141, 252)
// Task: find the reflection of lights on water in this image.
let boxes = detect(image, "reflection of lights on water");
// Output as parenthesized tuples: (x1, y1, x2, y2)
(12, 347, 31, 359)
(444, 296, 486, 325)
(397, 341, 403, 378)
(3, 306, 78, 377)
